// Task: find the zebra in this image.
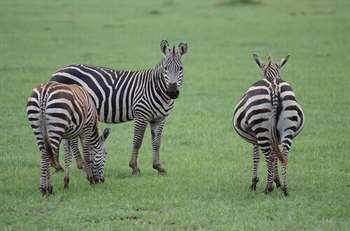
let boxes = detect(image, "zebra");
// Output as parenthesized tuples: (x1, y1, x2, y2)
(26, 82, 111, 195)
(232, 54, 304, 196)
(50, 40, 188, 176)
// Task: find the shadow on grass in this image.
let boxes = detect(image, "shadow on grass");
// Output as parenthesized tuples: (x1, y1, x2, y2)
(216, 0, 262, 7)
(106, 170, 160, 179)
(148, 9, 161, 15)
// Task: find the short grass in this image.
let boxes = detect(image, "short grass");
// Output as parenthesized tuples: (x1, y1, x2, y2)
(1, 0, 350, 230)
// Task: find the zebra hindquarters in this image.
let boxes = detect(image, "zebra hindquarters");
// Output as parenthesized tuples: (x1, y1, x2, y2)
(27, 101, 59, 195)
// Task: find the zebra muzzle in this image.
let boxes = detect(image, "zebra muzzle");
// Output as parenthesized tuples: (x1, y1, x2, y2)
(166, 83, 179, 99)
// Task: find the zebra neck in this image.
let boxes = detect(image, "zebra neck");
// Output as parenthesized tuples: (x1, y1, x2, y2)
(151, 69, 173, 104)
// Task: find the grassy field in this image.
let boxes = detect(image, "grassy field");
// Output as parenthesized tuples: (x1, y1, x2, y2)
(1, 0, 350, 230)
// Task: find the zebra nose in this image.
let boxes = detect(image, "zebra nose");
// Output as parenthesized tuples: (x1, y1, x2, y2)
(166, 83, 179, 99)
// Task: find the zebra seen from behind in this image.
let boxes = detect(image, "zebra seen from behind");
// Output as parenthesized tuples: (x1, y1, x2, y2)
(233, 54, 304, 196)
(26, 82, 111, 195)
(50, 40, 188, 176)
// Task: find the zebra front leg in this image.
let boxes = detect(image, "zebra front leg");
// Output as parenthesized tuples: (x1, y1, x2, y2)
(80, 134, 94, 184)
(71, 137, 83, 169)
(129, 118, 147, 176)
(150, 119, 166, 176)
(63, 139, 72, 189)
(274, 157, 281, 188)
(261, 147, 275, 194)
(250, 144, 260, 191)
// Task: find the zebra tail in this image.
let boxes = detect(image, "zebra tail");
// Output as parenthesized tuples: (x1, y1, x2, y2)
(39, 90, 61, 171)
(270, 85, 286, 165)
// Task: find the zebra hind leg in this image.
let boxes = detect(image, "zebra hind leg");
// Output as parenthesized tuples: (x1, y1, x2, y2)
(261, 146, 275, 194)
(281, 145, 290, 196)
(63, 139, 73, 189)
(39, 149, 53, 196)
(250, 144, 260, 191)
(274, 157, 281, 188)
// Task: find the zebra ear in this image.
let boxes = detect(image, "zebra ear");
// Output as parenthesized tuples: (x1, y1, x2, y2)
(101, 128, 111, 141)
(253, 54, 263, 68)
(160, 40, 169, 56)
(278, 55, 290, 69)
(178, 42, 188, 56)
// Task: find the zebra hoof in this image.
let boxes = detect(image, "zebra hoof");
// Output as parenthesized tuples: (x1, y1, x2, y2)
(274, 178, 281, 188)
(250, 184, 257, 191)
(40, 185, 54, 196)
(264, 185, 274, 194)
(47, 185, 53, 194)
(87, 176, 95, 184)
(64, 177, 69, 189)
(76, 163, 83, 170)
(93, 176, 104, 184)
(40, 187, 47, 196)
(132, 168, 141, 176)
(55, 166, 63, 173)
(250, 177, 259, 191)
(282, 186, 288, 196)
(158, 169, 167, 176)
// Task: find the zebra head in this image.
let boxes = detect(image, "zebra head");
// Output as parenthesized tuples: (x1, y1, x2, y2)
(253, 54, 290, 80)
(92, 127, 111, 183)
(160, 40, 188, 99)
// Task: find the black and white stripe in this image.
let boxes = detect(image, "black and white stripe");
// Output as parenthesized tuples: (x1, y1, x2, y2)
(50, 40, 188, 175)
(26, 82, 111, 195)
(233, 54, 304, 195)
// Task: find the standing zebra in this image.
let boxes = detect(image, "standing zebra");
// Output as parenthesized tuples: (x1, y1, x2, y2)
(233, 54, 304, 195)
(50, 40, 188, 176)
(27, 82, 111, 195)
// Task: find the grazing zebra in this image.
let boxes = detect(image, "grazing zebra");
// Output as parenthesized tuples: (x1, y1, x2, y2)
(232, 54, 304, 195)
(50, 40, 188, 176)
(26, 82, 111, 195)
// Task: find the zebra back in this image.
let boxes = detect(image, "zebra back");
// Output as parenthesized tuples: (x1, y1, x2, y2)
(50, 41, 188, 124)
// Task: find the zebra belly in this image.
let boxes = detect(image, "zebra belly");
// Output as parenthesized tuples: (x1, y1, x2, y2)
(61, 124, 84, 140)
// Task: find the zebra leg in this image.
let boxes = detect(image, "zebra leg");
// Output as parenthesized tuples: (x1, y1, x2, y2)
(274, 157, 281, 188)
(150, 119, 166, 176)
(71, 137, 83, 169)
(39, 148, 53, 195)
(261, 146, 275, 194)
(53, 146, 63, 172)
(80, 134, 94, 184)
(250, 144, 260, 191)
(63, 139, 72, 189)
(281, 145, 290, 196)
(129, 118, 147, 176)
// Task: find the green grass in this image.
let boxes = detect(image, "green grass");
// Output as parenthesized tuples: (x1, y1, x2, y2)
(1, 0, 350, 230)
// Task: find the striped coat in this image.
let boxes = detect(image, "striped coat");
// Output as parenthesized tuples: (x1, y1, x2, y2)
(26, 82, 110, 195)
(50, 40, 188, 176)
(233, 55, 304, 195)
